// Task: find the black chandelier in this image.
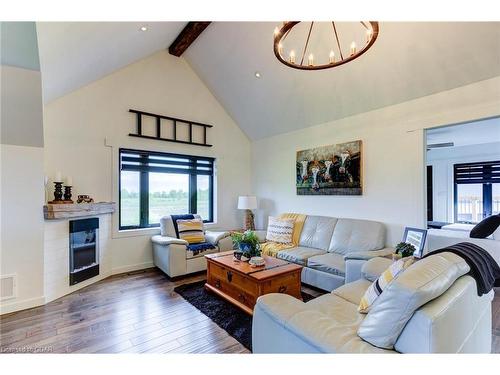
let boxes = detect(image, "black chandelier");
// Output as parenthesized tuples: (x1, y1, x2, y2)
(273, 22, 379, 70)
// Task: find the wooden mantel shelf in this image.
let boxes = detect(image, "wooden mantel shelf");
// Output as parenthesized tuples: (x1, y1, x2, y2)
(43, 202, 116, 220)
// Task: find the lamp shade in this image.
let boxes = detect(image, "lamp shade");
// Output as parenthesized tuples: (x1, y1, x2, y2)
(238, 195, 257, 210)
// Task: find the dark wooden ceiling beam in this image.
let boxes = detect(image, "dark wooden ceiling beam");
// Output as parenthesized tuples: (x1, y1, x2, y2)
(168, 22, 211, 57)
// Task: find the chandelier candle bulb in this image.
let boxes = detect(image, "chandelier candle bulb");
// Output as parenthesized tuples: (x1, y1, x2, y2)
(329, 50, 335, 63)
(308, 53, 314, 66)
(350, 42, 357, 55)
(289, 50, 296, 64)
(366, 29, 373, 43)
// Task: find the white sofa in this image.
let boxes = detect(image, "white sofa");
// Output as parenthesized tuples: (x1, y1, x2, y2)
(151, 215, 233, 278)
(253, 254, 494, 353)
(427, 224, 500, 266)
(266, 215, 393, 291)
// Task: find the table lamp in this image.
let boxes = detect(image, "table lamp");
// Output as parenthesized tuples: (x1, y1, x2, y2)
(238, 196, 257, 231)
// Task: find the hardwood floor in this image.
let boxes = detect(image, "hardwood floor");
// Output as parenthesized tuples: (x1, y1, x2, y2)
(0, 269, 249, 354)
(0, 269, 498, 354)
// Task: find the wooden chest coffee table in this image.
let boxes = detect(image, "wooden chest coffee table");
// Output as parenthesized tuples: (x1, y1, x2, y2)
(205, 251, 303, 315)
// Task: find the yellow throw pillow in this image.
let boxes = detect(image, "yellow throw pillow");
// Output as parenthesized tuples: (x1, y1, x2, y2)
(176, 219, 205, 244)
(358, 257, 415, 314)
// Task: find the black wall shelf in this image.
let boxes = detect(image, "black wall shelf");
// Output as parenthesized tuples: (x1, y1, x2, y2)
(128, 109, 213, 147)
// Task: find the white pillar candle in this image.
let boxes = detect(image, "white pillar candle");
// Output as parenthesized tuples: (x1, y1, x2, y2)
(350, 42, 357, 55)
(329, 50, 335, 64)
(66, 176, 73, 186)
(55, 171, 62, 182)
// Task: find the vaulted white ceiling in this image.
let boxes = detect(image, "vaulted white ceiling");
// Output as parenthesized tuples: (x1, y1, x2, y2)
(36, 22, 500, 140)
(36, 22, 186, 102)
(184, 22, 500, 139)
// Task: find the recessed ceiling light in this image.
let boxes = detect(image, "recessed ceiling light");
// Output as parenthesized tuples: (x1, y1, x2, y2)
(140, 26, 148, 31)
(255, 72, 261, 78)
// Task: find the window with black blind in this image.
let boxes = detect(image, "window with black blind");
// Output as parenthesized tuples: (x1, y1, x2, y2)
(454, 160, 500, 223)
(119, 148, 214, 230)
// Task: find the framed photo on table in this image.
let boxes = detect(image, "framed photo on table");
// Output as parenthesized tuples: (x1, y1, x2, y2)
(402, 227, 427, 258)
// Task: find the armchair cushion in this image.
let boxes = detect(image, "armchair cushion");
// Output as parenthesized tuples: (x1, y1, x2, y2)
(186, 242, 217, 259)
(205, 230, 230, 245)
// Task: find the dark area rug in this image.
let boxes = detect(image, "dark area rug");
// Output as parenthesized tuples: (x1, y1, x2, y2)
(174, 280, 317, 351)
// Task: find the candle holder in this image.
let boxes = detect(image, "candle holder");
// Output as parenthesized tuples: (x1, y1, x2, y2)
(63, 186, 74, 203)
(48, 182, 64, 204)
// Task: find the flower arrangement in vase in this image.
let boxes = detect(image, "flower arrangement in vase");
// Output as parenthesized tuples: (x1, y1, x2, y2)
(231, 230, 261, 262)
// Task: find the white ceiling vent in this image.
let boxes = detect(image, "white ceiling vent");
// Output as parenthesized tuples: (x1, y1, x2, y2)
(1, 274, 17, 301)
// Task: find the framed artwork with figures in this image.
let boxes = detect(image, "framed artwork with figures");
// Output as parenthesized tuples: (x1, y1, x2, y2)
(296, 140, 362, 195)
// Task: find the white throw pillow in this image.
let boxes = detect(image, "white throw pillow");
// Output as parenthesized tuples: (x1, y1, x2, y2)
(266, 216, 294, 244)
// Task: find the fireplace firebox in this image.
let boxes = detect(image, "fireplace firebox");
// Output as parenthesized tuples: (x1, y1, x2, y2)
(69, 218, 99, 285)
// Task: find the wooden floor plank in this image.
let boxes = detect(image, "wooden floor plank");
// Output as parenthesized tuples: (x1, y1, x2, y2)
(1, 267, 498, 353)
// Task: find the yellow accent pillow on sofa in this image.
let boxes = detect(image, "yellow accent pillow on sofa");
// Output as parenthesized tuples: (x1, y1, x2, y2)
(176, 219, 205, 244)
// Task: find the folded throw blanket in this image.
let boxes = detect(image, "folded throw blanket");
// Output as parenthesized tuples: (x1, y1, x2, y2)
(424, 242, 500, 296)
(187, 242, 216, 256)
(261, 213, 306, 257)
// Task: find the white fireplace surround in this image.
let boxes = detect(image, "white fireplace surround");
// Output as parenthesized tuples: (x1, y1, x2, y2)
(44, 214, 112, 304)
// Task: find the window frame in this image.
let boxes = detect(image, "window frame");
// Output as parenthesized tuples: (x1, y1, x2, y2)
(119, 148, 214, 230)
(453, 160, 500, 223)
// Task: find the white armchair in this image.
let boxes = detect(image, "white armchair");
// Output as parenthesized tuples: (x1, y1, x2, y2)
(151, 215, 232, 278)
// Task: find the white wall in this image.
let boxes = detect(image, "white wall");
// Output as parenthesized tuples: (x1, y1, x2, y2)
(427, 141, 500, 222)
(252, 76, 500, 246)
(43, 50, 252, 275)
(0, 144, 45, 313)
(1, 63, 45, 316)
(1, 23, 45, 314)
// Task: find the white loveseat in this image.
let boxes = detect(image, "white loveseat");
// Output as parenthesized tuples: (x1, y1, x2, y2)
(151, 215, 233, 278)
(266, 215, 394, 291)
(253, 254, 494, 353)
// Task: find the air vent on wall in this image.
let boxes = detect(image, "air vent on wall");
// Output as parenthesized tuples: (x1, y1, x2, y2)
(427, 142, 454, 151)
(0, 274, 16, 300)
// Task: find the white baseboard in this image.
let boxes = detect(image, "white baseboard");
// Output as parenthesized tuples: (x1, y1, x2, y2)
(111, 262, 154, 275)
(0, 295, 45, 315)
